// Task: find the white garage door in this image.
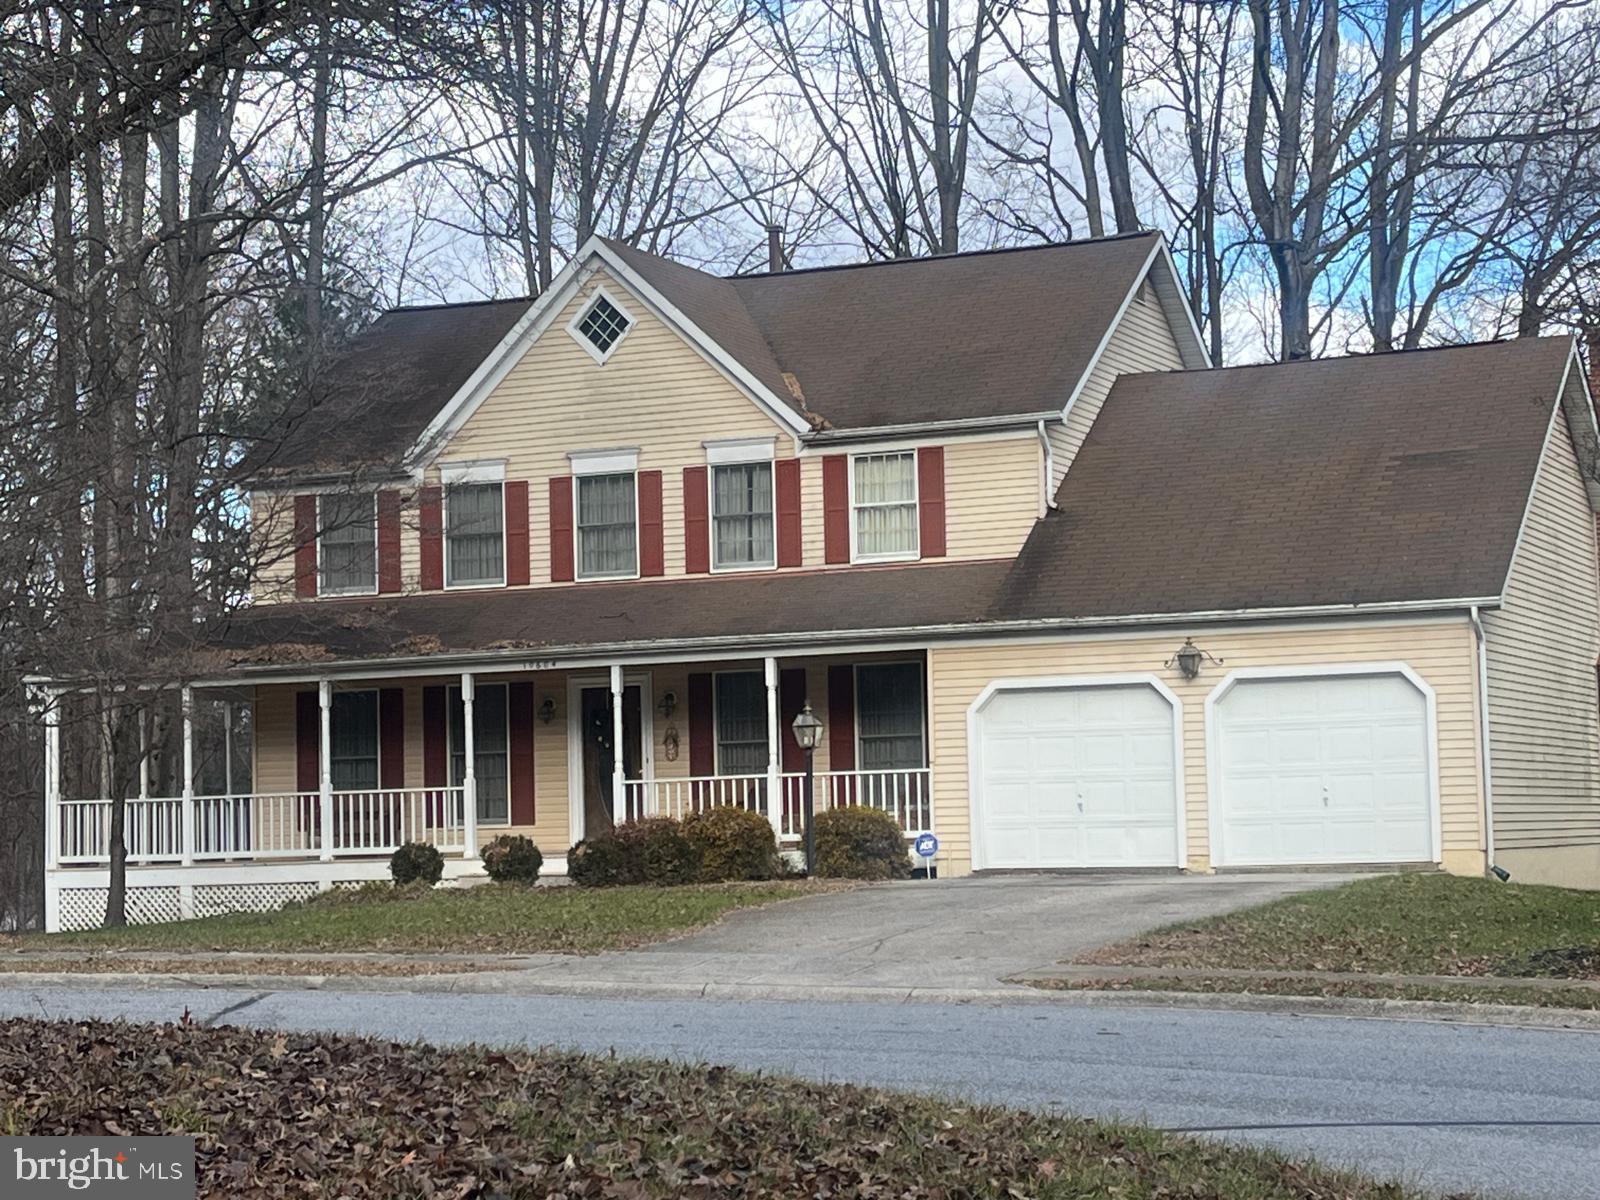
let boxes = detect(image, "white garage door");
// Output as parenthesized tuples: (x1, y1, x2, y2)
(974, 684, 1179, 870)
(1213, 673, 1434, 866)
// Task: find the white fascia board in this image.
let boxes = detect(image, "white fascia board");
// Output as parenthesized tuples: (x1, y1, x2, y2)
(588, 241, 812, 437)
(1149, 239, 1211, 369)
(1555, 339, 1600, 513)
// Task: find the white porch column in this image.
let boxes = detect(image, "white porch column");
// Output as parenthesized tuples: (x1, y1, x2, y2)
(764, 656, 781, 836)
(137, 712, 148, 801)
(609, 663, 626, 827)
(42, 690, 60, 872)
(180, 686, 195, 865)
(318, 680, 334, 861)
(461, 672, 479, 859)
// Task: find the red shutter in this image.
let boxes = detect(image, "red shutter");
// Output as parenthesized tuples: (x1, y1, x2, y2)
(822, 455, 850, 564)
(780, 668, 807, 772)
(683, 466, 709, 573)
(377, 490, 402, 593)
(505, 479, 531, 586)
(422, 684, 448, 826)
(295, 690, 320, 792)
(826, 665, 855, 771)
(418, 486, 444, 591)
(508, 681, 536, 825)
(638, 469, 664, 577)
(379, 688, 405, 788)
(549, 477, 574, 582)
(917, 446, 946, 558)
(775, 459, 802, 568)
(688, 672, 715, 777)
(294, 495, 318, 597)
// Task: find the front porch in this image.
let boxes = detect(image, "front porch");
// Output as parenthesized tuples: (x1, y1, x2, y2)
(42, 652, 933, 930)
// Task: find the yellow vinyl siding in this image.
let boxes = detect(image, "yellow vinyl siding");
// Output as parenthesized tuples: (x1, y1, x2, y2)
(1049, 278, 1184, 490)
(1481, 394, 1600, 878)
(249, 493, 300, 603)
(929, 618, 1484, 876)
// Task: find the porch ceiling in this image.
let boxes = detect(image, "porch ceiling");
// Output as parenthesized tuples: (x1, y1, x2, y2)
(205, 560, 1008, 673)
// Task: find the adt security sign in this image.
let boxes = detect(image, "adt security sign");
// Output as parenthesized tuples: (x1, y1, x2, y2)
(914, 833, 938, 859)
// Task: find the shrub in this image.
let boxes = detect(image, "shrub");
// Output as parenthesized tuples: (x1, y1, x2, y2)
(813, 806, 912, 880)
(390, 841, 444, 886)
(567, 832, 640, 888)
(621, 817, 702, 886)
(482, 835, 544, 884)
(682, 805, 780, 882)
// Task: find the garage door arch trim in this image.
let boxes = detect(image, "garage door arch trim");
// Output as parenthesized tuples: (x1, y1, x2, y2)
(966, 674, 1187, 871)
(1203, 663, 1442, 868)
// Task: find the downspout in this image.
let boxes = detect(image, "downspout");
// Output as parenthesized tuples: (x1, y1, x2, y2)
(1469, 605, 1505, 880)
(1037, 419, 1058, 516)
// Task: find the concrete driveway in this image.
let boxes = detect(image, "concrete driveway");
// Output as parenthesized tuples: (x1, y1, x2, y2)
(512, 872, 1353, 996)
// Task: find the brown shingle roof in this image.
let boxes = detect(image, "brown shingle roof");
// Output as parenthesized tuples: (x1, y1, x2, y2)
(610, 233, 1165, 430)
(998, 337, 1578, 620)
(257, 298, 530, 473)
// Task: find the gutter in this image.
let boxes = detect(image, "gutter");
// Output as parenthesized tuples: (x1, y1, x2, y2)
(1469, 604, 1502, 879)
(97, 595, 1507, 690)
(1037, 418, 1058, 513)
(801, 411, 1062, 446)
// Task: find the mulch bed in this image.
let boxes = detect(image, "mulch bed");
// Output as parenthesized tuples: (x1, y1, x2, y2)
(0, 1018, 1444, 1199)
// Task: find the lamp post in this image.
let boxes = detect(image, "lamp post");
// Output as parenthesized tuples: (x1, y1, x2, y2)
(790, 702, 824, 874)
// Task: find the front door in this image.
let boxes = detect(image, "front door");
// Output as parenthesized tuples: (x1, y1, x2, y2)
(580, 685, 643, 837)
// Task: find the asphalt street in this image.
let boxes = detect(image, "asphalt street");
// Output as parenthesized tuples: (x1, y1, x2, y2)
(3, 985, 1597, 1199)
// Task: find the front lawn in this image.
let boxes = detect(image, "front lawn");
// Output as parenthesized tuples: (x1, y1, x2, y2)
(1079, 873, 1600, 977)
(5, 880, 841, 957)
(0, 1017, 1435, 1199)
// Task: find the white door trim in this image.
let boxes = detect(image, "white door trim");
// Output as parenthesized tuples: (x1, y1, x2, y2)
(966, 673, 1186, 871)
(1203, 662, 1442, 868)
(565, 671, 654, 844)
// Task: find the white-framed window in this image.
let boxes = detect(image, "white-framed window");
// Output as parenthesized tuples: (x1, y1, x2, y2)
(568, 288, 634, 364)
(851, 451, 919, 561)
(446, 481, 505, 587)
(856, 662, 925, 771)
(576, 471, 638, 580)
(712, 462, 775, 570)
(318, 492, 377, 595)
(330, 690, 380, 791)
(448, 683, 510, 825)
(714, 671, 768, 775)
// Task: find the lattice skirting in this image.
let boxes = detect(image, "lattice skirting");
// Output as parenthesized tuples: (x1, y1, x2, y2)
(57, 886, 182, 931)
(193, 881, 320, 918)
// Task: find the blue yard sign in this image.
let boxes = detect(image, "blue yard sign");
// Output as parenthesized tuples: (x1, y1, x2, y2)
(914, 833, 939, 859)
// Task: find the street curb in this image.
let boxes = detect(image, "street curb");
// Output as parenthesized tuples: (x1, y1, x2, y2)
(3, 969, 1600, 1030)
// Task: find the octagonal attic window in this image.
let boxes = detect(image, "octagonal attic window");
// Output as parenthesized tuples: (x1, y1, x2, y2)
(572, 291, 632, 362)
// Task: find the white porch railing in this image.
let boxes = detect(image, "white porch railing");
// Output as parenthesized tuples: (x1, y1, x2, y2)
(57, 787, 467, 865)
(623, 767, 932, 841)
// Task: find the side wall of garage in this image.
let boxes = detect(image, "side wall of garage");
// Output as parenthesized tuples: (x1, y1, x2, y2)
(1482, 392, 1600, 889)
(927, 617, 1485, 876)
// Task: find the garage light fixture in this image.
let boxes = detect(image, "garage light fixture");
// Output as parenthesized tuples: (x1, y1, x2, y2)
(1166, 638, 1221, 681)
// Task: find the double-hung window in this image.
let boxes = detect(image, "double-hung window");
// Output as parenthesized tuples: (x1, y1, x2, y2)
(714, 672, 768, 775)
(446, 481, 505, 586)
(855, 663, 925, 771)
(576, 472, 637, 579)
(712, 462, 774, 569)
(449, 683, 509, 825)
(852, 452, 918, 560)
(330, 690, 379, 791)
(319, 493, 377, 594)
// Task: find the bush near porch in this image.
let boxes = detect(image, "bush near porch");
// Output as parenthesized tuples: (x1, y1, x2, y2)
(0, 1017, 1433, 1200)
(570, 810, 784, 887)
(814, 807, 913, 880)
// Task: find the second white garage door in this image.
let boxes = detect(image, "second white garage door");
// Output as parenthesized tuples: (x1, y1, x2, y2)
(974, 683, 1180, 870)
(1212, 672, 1435, 867)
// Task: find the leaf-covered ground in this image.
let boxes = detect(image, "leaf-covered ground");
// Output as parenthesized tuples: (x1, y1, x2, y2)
(0, 1018, 1450, 1199)
(5, 881, 845, 956)
(1077, 874, 1600, 977)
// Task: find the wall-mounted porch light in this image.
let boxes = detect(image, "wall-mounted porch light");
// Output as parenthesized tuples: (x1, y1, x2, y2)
(537, 696, 557, 724)
(1165, 638, 1221, 681)
(656, 690, 678, 719)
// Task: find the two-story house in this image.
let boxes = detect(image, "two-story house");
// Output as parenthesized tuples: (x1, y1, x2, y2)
(37, 231, 1600, 929)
